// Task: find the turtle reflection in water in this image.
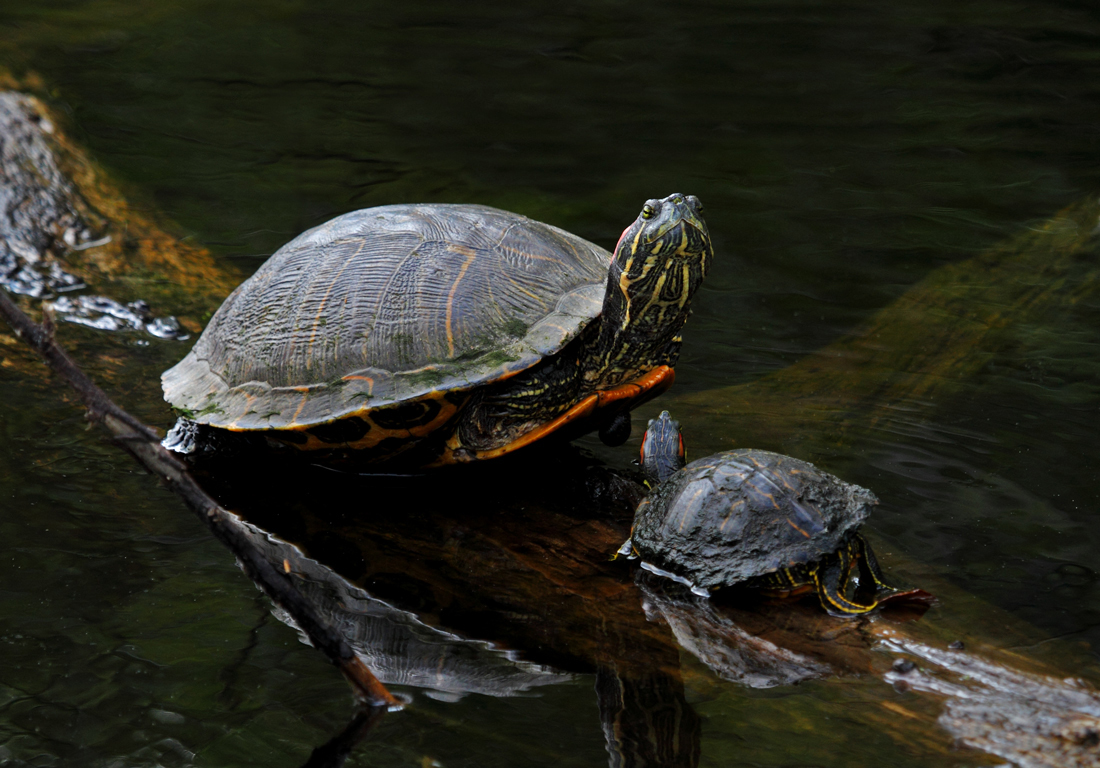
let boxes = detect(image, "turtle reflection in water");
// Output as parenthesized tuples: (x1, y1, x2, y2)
(162, 194, 712, 467)
(620, 411, 904, 616)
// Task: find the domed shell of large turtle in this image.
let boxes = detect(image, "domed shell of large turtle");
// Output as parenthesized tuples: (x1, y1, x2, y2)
(163, 204, 611, 430)
(630, 449, 877, 591)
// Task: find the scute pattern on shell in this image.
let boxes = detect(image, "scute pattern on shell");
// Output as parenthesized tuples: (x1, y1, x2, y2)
(163, 204, 611, 429)
(631, 449, 877, 590)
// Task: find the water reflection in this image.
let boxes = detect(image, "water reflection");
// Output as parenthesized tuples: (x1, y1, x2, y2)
(212, 448, 704, 766)
(300, 708, 384, 768)
(246, 519, 570, 701)
(636, 573, 833, 689)
(200, 445, 1099, 767)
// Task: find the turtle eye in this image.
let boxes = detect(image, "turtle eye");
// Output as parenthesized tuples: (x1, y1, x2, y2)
(641, 204, 656, 220)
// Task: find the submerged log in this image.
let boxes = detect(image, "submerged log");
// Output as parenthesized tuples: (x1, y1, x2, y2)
(668, 197, 1100, 457)
(0, 87, 236, 338)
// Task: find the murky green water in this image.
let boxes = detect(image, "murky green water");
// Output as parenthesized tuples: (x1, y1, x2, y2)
(2, 1, 1100, 766)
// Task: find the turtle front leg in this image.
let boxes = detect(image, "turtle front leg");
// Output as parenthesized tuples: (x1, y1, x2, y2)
(811, 545, 879, 616)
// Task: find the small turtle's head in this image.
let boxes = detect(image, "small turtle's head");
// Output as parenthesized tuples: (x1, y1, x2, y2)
(595, 194, 713, 384)
(640, 410, 686, 486)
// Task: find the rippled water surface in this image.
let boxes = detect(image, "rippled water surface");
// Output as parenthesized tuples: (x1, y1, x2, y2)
(2, 1, 1100, 766)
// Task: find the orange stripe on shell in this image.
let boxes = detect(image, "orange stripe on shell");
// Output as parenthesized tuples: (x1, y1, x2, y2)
(445, 246, 479, 359)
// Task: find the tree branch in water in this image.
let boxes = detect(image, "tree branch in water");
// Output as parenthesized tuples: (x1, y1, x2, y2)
(0, 288, 400, 710)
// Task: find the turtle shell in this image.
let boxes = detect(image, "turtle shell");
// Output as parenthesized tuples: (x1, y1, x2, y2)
(630, 449, 877, 590)
(162, 204, 611, 431)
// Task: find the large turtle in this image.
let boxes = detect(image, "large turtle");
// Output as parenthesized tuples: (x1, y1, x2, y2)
(162, 194, 712, 466)
(620, 411, 902, 616)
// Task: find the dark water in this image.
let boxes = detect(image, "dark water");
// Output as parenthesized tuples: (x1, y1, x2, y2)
(2, 1, 1100, 765)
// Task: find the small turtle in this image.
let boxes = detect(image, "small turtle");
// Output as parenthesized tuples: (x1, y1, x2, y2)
(162, 195, 712, 466)
(620, 411, 901, 615)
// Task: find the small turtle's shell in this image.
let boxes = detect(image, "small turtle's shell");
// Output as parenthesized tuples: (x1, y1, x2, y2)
(631, 450, 876, 590)
(163, 204, 610, 430)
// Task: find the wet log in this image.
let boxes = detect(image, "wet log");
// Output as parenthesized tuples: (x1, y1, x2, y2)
(0, 88, 237, 312)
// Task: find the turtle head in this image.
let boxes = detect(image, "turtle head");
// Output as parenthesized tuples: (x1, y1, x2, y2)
(594, 194, 713, 384)
(640, 410, 686, 486)
(610, 193, 712, 311)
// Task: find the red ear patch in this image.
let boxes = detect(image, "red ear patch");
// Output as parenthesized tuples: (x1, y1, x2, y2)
(678, 434, 685, 460)
(613, 225, 631, 258)
(640, 429, 650, 463)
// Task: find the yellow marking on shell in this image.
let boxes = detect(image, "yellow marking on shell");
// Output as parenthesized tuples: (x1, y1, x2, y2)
(290, 392, 310, 425)
(502, 271, 546, 305)
(227, 393, 258, 429)
(758, 490, 779, 509)
(483, 261, 506, 325)
(341, 373, 376, 396)
(539, 320, 568, 338)
(787, 519, 812, 538)
(676, 487, 709, 533)
(306, 240, 366, 368)
(445, 246, 479, 359)
(720, 499, 745, 532)
(499, 243, 565, 264)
